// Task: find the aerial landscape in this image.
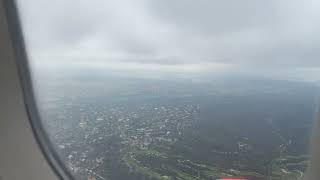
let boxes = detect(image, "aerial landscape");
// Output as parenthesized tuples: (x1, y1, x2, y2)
(34, 71, 317, 180)
(18, 1, 320, 179)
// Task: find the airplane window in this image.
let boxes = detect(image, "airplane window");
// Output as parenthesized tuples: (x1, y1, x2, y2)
(16, 0, 319, 179)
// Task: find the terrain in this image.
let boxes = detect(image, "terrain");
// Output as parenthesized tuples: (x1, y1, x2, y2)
(34, 73, 318, 180)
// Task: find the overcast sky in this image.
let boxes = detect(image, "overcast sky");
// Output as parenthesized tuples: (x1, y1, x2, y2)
(16, 0, 320, 81)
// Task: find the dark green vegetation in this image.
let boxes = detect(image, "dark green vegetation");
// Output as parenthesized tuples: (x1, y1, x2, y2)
(122, 148, 264, 180)
(35, 74, 318, 180)
(271, 155, 309, 180)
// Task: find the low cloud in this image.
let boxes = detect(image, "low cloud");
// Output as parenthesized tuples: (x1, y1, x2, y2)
(17, 0, 320, 81)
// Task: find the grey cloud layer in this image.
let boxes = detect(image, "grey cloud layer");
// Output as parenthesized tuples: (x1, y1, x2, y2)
(17, 0, 320, 76)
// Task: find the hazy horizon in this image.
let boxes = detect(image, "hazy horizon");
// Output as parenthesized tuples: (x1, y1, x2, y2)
(16, 1, 320, 179)
(17, 0, 320, 83)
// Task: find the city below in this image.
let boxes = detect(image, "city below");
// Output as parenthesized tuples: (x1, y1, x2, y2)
(36, 75, 317, 180)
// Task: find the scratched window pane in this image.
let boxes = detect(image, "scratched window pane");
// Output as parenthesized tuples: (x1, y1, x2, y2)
(17, 0, 319, 179)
